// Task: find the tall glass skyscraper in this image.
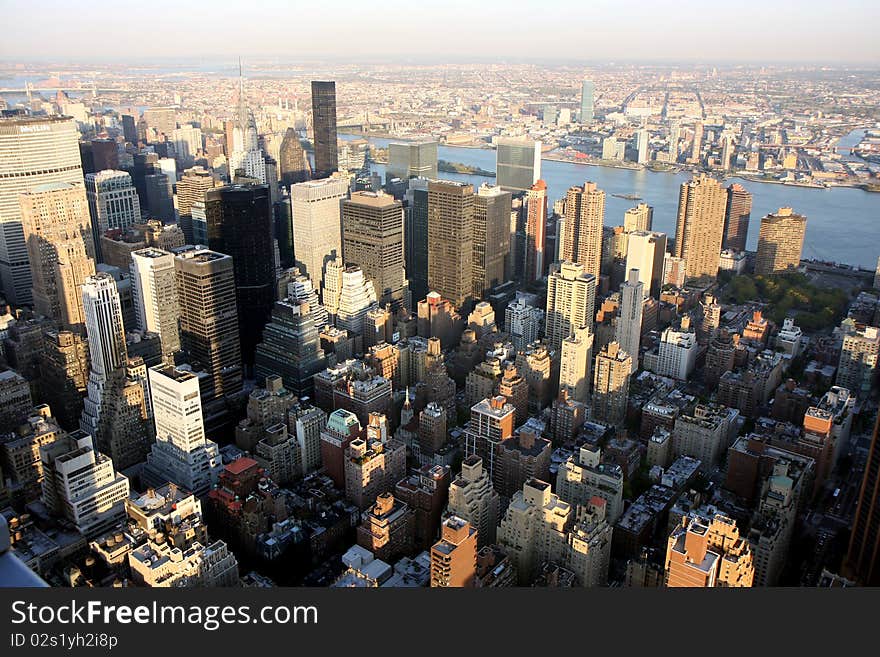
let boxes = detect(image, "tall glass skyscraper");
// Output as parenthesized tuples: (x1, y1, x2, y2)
(311, 81, 338, 178)
(495, 137, 541, 193)
(581, 80, 595, 123)
(0, 114, 83, 305)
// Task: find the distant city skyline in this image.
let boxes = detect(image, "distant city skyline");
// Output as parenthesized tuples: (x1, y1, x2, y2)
(1, 1, 879, 64)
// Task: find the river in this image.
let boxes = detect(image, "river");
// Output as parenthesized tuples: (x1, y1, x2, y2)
(342, 134, 880, 269)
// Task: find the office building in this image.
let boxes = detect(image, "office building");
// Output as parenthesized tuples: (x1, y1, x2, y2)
(40, 430, 129, 539)
(0, 115, 83, 305)
(673, 174, 727, 281)
(130, 248, 180, 362)
(19, 183, 95, 332)
(173, 246, 242, 401)
(560, 182, 605, 281)
(505, 296, 543, 352)
(723, 183, 752, 252)
(204, 184, 274, 367)
(176, 166, 215, 243)
(559, 327, 593, 404)
(38, 330, 89, 430)
(580, 80, 595, 122)
(625, 231, 666, 298)
(142, 107, 176, 139)
(544, 260, 596, 353)
(754, 208, 807, 276)
(84, 170, 141, 261)
(427, 180, 475, 309)
(254, 298, 327, 397)
(404, 178, 429, 302)
(291, 177, 348, 297)
(430, 516, 477, 587)
(171, 124, 202, 164)
(523, 180, 548, 282)
(311, 81, 338, 178)
(142, 364, 223, 496)
(342, 191, 406, 308)
(496, 137, 541, 193)
(472, 184, 511, 298)
(387, 141, 438, 180)
(665, 513, 754, 587)
(279, 128, 311, 185)
(615, 269, 643, 372)
(463, 396, 515, 484)
(592, 342, 632, 427)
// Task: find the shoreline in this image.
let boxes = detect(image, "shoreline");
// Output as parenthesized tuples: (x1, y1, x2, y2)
(347, 131, 875, 192)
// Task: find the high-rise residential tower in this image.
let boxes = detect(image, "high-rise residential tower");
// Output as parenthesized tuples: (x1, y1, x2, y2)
(524, 180, 548, 282)
(723, 183, 752, 252)
(754, 208, 807, 276)
(544, 260, 596, 353)
(615, 269, 643, 373)
(592, 342, 632, 427)
(625, 230, 667, 298)
(560, 182, 605, 281)
(427, 180, 475, 309)
(311, 81, 338, 178)
(847, 413, 880, 585)
(0, 115, 83, 305)
(673, 174, 727, 281)
(19, 182, 96, 332)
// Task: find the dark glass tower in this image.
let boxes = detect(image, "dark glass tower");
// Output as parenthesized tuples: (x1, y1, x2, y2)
(204, 184, 276, 369)
(406, 182, 429, 304)
(310, 81, 338, 179)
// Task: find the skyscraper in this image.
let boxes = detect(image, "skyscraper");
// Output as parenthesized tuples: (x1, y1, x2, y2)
(387, 141, 438, 180)
(448, 455, 500, 547)
(19, 182, 96, 332)
(495, 137, 542, 193)
(0, 115, 83, 305)
(524, 180, 548, 282)
(142, 364, 222, 496)
(472, 184, 511, 298)
(84, 170, 141, 261)
(846, 413, 880, 585)
(204, 184, 275, 367)
(754, 207, 807, 276)
(334, 265, 378, 339)
(427, 180, 475, 309)
(130, 248, 180, 362)
(544, 260, 596, 353)
(615, 269, 643, 373)
(673, 174, 727, 281)
(291, 177, 348, 298)
(173, 246, 243, 402)
(311, 81, 338, 178)
(176, 166, 215, 244)
(254, 298, 327, 397)
(592, 341, 632, 427)
(560, 182, 605, 281)
(342, 190, 406, 308)
(580, 80, 595, 123)
(559, 327, 593, 404)
(836, 323, 879, 399)
(723, 183, 752, 252)
(625, 230, 667, 299)
(623, 203, 653, 233)
(228, 68, 266, 183)
(279, 127, 311, 186)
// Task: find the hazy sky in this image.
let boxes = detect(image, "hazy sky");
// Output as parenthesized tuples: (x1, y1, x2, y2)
(2, 0, 879, 64)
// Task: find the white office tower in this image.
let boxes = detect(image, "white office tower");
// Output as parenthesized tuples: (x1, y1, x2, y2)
(142, 364, 222, 496)
(291, 177, 348, 297)
(0, 115, 83, 304)
(625, 231, 667, 298)
(505, 296, 544, 352)
(130, 248, 180, 362)
(285, 268, 329, 328)
(335, 265, 377, 338)
(40, 430, 130, 538)
(80, 273, 128, 438)
(85, 170, 141, 257)
(615, 269, 644, 373)
(171, 124, 203, 162)
(228, 68, 267, 183)
(559, 327, 593, 404)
